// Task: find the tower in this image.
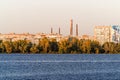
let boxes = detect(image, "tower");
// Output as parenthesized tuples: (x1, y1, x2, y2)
(76, 24, 78, 36)
(59, 27, 61, 34)
(51, 27, 53, 34)
(70, 19, 73, 36)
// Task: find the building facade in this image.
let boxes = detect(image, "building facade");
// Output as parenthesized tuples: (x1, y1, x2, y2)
(94, 25, 120, 44)
(0, 33, 63, 44)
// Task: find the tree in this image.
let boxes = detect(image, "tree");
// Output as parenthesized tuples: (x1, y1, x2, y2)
(90, 41, 101, 54)
(30, 44, 39, 53)
(0, 40, 5, 53)
(58, 39, 68, 53)
(58, 37, 80, 54)
(39, 38, 50, 53)
(80, 40, 91, 53)
(67, 37, 79, 53)
(49, 39, 58, 53)
(3, 41, 13, 53)
(103, 42, 116, 53)
(115, 43, 120, 53)
(12, 41, 20, 53)
(18, 40, 32, 53)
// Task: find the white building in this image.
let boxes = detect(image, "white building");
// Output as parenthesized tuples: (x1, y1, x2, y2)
(94, 25, 120, 44)
(0, 33, 63, 43)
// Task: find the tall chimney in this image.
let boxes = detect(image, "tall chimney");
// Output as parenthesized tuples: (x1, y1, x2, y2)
(51, 27, 53, 34)
(70, 19, 73, 36)
(59, 27, 60, 34)
(76, 24, 78, 36)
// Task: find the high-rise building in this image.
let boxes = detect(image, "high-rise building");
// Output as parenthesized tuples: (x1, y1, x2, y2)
(94, 25, 120, 44)
(70, 19, 73, 36)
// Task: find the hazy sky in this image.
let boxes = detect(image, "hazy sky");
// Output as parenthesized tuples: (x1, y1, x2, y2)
(0, 0, 120, 36)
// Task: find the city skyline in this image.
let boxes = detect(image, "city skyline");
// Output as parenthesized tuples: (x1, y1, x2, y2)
(0, 0, 120, 35)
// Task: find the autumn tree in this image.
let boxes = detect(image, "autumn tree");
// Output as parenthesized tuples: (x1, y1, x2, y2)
(39, 38, 50, 53)
(80, 39, 91, 53)
(49, 39, 58, 53)
(90, 41, 101, 54)
(30, 44, 39, 53)
(103, 42, 116, 53)
(3, 41, 13, 53)
(67, 37, 79, 53)
(58, 39, 68, 53)
(18, 40, 32, 53)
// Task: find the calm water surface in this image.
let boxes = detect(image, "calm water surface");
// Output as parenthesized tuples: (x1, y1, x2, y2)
(0, 54, 120, 80)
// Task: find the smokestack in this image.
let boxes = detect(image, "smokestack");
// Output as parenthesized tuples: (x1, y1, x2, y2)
(59, 27, 60, 34)
(76, 24, 78, 36)
(70, 19, 73, 36)
(51, 27, 53, 34)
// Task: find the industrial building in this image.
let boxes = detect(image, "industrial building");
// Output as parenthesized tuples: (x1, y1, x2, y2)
(94, 25, 120, 44)
(69, 19, 79, 37)
(0, 19, 100, 43)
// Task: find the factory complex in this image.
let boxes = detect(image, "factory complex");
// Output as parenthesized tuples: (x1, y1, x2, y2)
(0, 20, 120, 44)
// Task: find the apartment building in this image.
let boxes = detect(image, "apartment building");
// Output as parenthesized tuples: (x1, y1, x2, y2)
(94, 25, 120, 44)
(0, 33, 63, 43)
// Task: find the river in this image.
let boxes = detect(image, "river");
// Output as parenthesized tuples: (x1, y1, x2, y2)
(0, 54, 120, 80)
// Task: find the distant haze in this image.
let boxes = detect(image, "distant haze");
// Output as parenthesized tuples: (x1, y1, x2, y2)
(0, 0, 120, 36)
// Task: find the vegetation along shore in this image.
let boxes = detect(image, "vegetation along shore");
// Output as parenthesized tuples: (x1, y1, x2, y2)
(0, 37, 119, 54)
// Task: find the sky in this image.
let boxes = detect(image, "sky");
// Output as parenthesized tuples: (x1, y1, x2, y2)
(0, 0, 120, 36)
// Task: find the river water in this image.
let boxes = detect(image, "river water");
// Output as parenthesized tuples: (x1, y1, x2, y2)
(0, 54, 120, 80)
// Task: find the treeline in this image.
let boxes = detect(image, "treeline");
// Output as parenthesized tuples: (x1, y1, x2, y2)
(0, 37, 120, 54)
